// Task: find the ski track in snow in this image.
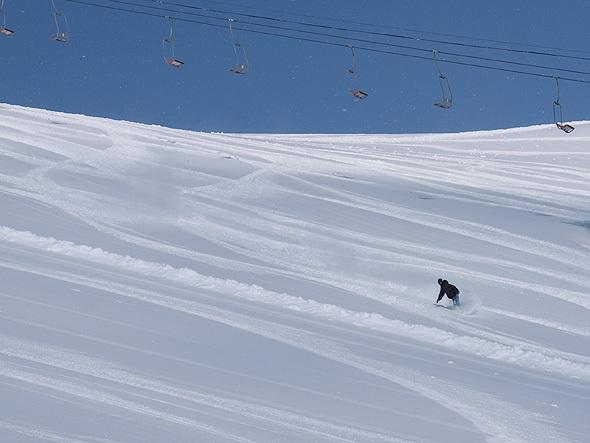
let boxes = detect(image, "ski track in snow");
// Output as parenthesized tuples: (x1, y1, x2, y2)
(0, 420, 100, 443)
(0, 226, 589, 382)
(0, 104, 589, 442)
(0, 266, 568, 443)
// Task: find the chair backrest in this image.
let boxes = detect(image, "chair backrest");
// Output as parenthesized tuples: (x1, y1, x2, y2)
(230, 63, 247, 74)
(54, 31, 69, 43)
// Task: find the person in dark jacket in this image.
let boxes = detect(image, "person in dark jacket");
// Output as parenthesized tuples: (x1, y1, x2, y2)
(436, 278, 460, 306)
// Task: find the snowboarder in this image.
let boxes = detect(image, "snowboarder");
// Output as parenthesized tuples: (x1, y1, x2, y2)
(435, 278, 460, 306)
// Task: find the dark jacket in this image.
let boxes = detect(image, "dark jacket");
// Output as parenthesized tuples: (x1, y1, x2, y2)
(437, 280, 459, 302)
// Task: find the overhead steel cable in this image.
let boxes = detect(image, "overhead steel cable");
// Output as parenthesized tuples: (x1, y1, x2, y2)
(65, 0, 590, 84)
(172, 0, 590, 56)
(90, 0, 590, 78)
(148, 0, 590, 62)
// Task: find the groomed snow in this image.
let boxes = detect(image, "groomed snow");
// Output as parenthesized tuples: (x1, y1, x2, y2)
(0, 103, 588, 442)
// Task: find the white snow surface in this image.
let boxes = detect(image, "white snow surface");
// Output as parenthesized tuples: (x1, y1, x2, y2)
(0, 103, 589, 443)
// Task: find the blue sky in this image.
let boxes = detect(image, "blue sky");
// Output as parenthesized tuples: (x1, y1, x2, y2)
(1, 0, 589, 133)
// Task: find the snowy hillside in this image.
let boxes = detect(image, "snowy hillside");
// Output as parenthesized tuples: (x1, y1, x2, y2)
(0, 103, 589, 443)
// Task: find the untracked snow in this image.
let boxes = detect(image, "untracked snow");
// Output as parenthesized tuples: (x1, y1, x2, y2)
(0, 103, 589, 442)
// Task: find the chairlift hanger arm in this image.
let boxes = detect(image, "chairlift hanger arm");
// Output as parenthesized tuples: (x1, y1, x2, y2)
(554, 76, 562, 104)
(166, 15, 174, 40)
(433, 50, 445, 77)
(51, 0, 63, 13)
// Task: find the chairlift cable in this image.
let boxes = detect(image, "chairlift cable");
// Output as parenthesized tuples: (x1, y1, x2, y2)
(139, 0, 590, 62)
(163, 0, 590, 57)
(64, 0, 590, 85)
(93, 0, 590, 78)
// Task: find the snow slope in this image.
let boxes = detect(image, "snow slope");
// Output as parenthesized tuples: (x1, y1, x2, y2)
(0, 103, 589, 443)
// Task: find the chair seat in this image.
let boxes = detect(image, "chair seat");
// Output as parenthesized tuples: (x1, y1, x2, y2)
(434, 99, 452, 109)
(0, 27, 15, 36)
(166, 58, 184, 68)
(557, 123, 575, 133)
(230, 64, 247, 74)
(350, 89, 368, 99)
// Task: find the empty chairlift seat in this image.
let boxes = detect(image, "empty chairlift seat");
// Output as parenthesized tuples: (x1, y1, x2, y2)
(228, 19, 248, 75)
(50, 0, 69, 43)
(163, 17, 184, 68)
(433, 50, 453, 109)
(347, 46, 368, 100)
(553, 77, 575, 133)
(0, 0, 14, 36)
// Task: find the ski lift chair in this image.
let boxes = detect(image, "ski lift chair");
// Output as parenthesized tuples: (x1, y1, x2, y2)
(433, 50, 453, 109)
(228, 20, 248, 75)
(163, 17, 184, 68)
(50, 0, 69, 43)
(0, 0, 14, 36)
(347, 46, 368, 100)
(553, 77, 575, 133)
(51, 3, 69, 43)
